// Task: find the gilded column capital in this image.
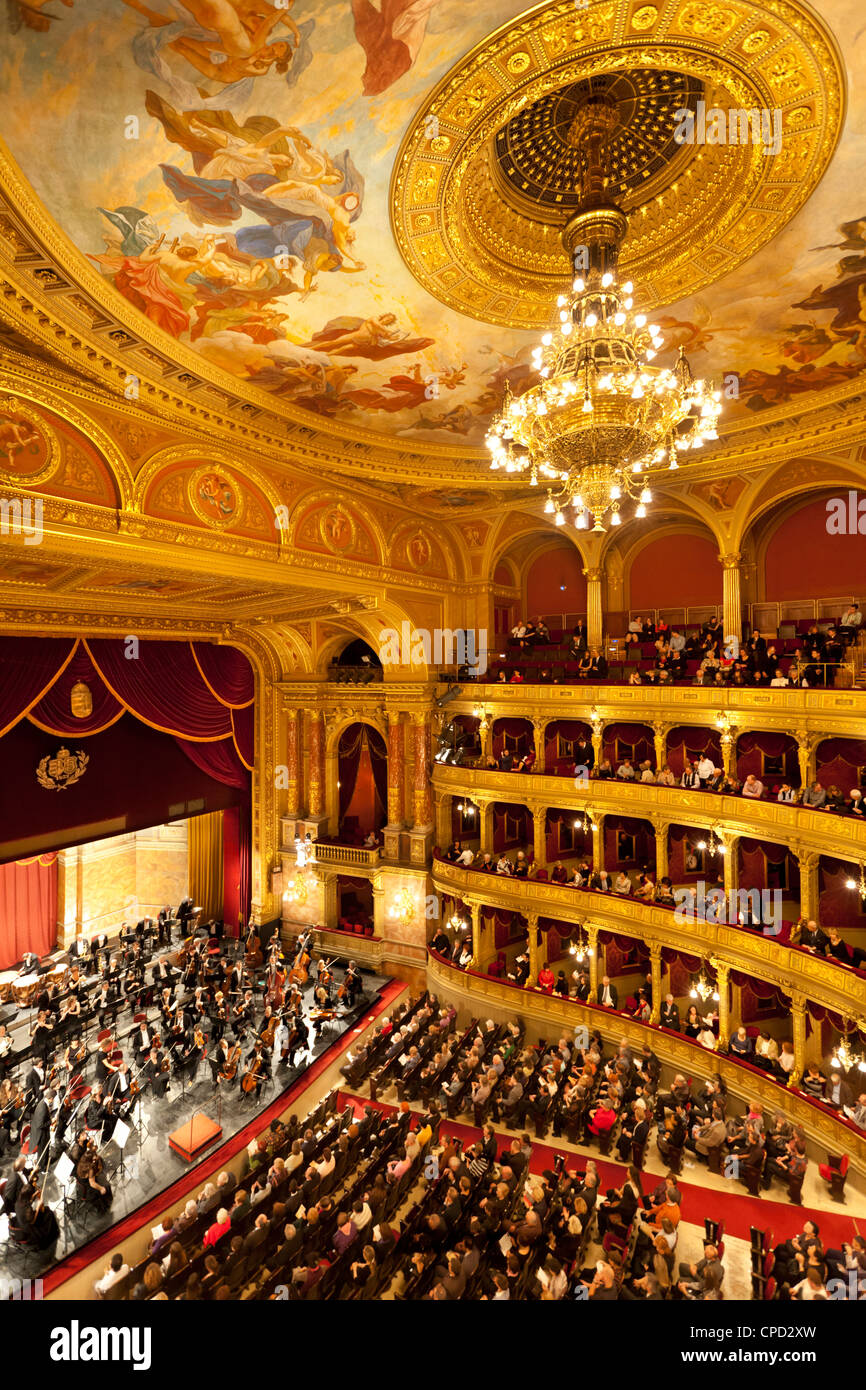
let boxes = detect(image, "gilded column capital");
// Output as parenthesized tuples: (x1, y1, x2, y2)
(582, 567, 604, 583)
(526, 911, 539, 930)
(719, 552, 742, 570)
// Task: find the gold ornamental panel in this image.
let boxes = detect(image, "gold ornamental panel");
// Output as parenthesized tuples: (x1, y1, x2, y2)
(390, 0, 844, 328)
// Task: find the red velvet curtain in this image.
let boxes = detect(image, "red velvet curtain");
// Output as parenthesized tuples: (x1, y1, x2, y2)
(492, 719, 531, 757)
(816, 738, 866, 795)
(0, 855, 56, 968)
(338, 724, 387, 833)
(603, 722, 653, 766)
(666, 727, 721, 776)
(736, 732, 798, 785)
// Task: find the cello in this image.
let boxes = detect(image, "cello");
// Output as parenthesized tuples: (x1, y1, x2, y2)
(241, 1055, 264, 1094)
(244, 926, 263, 971)
(288, 942, 310, 986)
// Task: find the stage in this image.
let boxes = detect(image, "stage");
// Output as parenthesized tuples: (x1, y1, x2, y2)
(0, 958, 389, 1285)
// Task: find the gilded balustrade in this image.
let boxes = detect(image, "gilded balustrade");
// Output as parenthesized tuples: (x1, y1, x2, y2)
(431, 859, 866, 1022)
(433, 765, 866, 866)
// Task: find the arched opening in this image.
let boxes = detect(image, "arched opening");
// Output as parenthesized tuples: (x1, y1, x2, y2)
(328, 638, 383, 684)
(337, 722, 387, 843)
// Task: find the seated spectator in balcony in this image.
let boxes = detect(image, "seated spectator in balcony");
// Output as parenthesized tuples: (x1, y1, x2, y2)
(597, 975, 618, 1008)
(513, 851, 530, 879)
(553, 970, 569, 999)
(590, 868, 611, 893)
(638, 760, 656, 783)
(769, 665, 790, 687)
(508, 669, 524, 684)
(628, 670, 645, 686)
(826, 926, 866, 967)
(823, 626, 844, 668)
(742, 773, 764, 798)
(751, 1032, 779, 1073)
(696, 754, 717, 786)
(477, 852, 494, 872)
(824, 784, 847, 813)
(660, 995, 679, 1030)
(705, 767, 726, 791)
(802, 780, 827, 808)
(517, 621, 536, 650)
(430, 927, 449, 956)
(847, 788, 865, 817)
(511, 621, 527, 642)
(455, 844, 475, 867)
(777, 782, 797, 803)
(656, 764, 676, 787)
(498, 748, 514, 772)
(825, 1071, 855, 1110)
(456, 941, 473, 970)
(776, 1040, 796, 1079)
(444, 840, 463, 862)
(496, 669, 508, 684)
(617, 757, 636, 781)
(569, 633, 587, 660)
(577, 650, 593, 678)
(680, 761, 701, 789)
(729, 1026, 753, 1058)
(790, 917, 828, 953)
(537, 667, 556, 684)
(719, 774, 741, 795)
(550, 861, 568, 885)
(596, 758, 615, 779)
(634, 874, 655, 902)
(632, 990, 651, 1023)
(843, 1093, 866, 1128)
(800, 1062, 826, 1098)
(516, 748, 536, 773)
(683, 1005, 702, 1039)
(533, 617, 550, 644)
(655, 877, 675, 906)
(614, 870, 632, 895)
(624, 616, 644, 647)
(697, 1022, 717, 1051)
(494, 854, 512, 876)
(572, 967, 590, 1001)
(537, 963, 555, 994)
(589, 648, 608, 679)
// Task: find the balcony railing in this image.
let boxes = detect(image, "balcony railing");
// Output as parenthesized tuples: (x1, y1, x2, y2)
(427, 950, 866, 1179)
(432, 765, 866, 864)
(431, 858, 866, 1019)
(312, 843, 382, 868)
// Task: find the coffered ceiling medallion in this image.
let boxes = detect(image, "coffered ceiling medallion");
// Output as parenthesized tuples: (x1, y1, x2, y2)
(391, 0, 845, 329)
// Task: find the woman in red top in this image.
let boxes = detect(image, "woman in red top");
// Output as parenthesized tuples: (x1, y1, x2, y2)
(203, 1207, 231, 1249)
(537, 964, 555, 994)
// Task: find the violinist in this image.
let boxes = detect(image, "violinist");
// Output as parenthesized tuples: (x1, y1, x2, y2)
(96, 977, 117, 1025)
(76, 1137, 112, 1213)
(272, 1012, 289, 1068)
(61, 1034, 88, 1082)
(152, 954, 175, 990)
(20, 1183, 60, 1251)
(340, 960, 362, 1010)
(133, 1018, 155, 1059)
(211, 1038, 239, 1089)
(143, 1044, 171, 1100)
(29, 1086, 55, 1166)
(85, 1088, 108, 1138)
(0, 1076, 22, 1153)
(286, 1014, 309, 1068)
(210, 991, 227, 1043)
(3, 1156, 30, 1217)
(106, 1058, 133, 1112)
(232, 988, 255, 1040)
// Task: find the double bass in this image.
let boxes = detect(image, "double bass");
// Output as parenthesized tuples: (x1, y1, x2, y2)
(244, 926, 263, 971)
(288, 942, 311, 986)
(218, 1043, 241, 1084)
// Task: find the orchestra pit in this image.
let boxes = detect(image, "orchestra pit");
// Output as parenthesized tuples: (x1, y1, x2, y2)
(0, 0, 865, 1344)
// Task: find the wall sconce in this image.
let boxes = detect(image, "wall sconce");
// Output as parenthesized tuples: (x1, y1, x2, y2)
(845, 864, 866, 900)
(390, 887, 417, 928)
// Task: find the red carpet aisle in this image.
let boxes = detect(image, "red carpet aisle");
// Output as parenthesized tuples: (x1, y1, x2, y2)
(337, 1093, 861, 1250)
(44, 980, 403, 1294)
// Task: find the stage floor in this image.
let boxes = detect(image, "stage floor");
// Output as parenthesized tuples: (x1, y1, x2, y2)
(0, 963, 388, 1284)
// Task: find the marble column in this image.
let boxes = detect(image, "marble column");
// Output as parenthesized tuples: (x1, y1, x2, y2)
(797, 849, 820, 923)
(590, 813, 604, 873)
(386, 711, 405, 827)
(653, 818, 670, 882)
(412, 713, 432, 829)
(720, 552, 742, 650)
(532, 804, 547, 870)
(587, 922, 600, 997)
(307, 709, 326, 818)
(583, 567, 604, 649)
(527, 912, 539, 986)
(790, 992, 807, 1085)
(649, 942, 663, 1025)
(711, 957, 731, 1048)
(284, 706, 301, 818)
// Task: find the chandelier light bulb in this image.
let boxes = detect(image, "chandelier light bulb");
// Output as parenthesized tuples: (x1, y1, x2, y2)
(610, 510, 621, 526)
(635, 312, 646, 326)
(585, 312, 598, 327)
(610, 484, 621, 499)
(582, 396, 593, 413)
(544, 495, 554, 514)
(602, 272, 613, 287)
(542, 333, 553, 346)
(573, 277, 585, 291)
(640, 488, 652, 504)
(635, 503, 646, 518)
(554, 510, 565, 526)
(575, 511, 587, 529)
(624, 297, 633, 309)
(623, 282, 633, 294)
(557, 294, 567, 306)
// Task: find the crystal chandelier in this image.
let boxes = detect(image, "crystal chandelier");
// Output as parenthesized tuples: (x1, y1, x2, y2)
(486, 94, 722, 531)
(689, 960, 719, 1003)
(831, 1023, 866, 1073)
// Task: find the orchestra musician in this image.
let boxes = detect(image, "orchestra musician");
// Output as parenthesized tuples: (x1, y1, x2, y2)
(157, 905, 173, 947)
(340, 960, 362, 1010)
(242, 1039, 270, 1099)
(76, 1137, 113, 1213)
(68, 932, 89, 963)
(18, 950, 39, 975)
(133, 1018, 155, 1060)
(29, 1086, 55, 1164)
(0, 1076, 23, 1153)
(0, 1022, 14, 1079)
(95, 977, 117, 1025)
(143, 1043, 171, 1100)
(286, 1014, 309, 1069)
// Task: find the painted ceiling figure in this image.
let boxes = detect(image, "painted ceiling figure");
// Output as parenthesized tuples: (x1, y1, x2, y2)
(350, 0, 441, 95)
(6, 0, 74, 31)
(123, 0, 314, 106)
(302, 314, 433, 361)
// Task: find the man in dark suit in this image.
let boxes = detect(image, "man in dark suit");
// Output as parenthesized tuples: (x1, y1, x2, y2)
(29, 1087, 54, 1163)
(660, 995, 680, 1030)
(242, 1212, 269, 1258)
(824, 1072, 854, 1109)
(597, 976, 618, 1008)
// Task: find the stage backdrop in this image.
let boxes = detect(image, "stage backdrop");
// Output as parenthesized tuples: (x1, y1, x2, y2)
(0, 637, 254, 946)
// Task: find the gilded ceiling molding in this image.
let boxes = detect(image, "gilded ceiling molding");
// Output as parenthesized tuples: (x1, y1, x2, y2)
(391, 0, 845, 328)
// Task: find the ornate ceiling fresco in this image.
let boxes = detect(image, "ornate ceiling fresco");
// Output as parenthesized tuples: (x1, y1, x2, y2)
(0, 0, 861, 456)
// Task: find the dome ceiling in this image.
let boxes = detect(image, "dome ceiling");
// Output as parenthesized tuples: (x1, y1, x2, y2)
(0, 0, 859, 452)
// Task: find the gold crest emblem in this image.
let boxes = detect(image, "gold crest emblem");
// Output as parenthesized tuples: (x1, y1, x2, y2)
(36, 746, 89, 791)
(70, 681, 93, 719)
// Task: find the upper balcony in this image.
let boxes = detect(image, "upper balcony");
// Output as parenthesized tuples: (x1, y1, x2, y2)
(432, 763, 866, 865)
(430, 857, 866, 1020)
